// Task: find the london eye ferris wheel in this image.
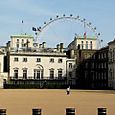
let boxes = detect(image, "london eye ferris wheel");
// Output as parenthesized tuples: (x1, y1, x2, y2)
(32, 14, 102, 48)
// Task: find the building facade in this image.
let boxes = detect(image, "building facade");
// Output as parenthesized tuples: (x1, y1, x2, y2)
(4, 34, 72, 88)
(68, 36, 97, 50)
(108, 39, 115, 89)
(66, 58, 76, 86)
(67, 35, 109, 89)
(0, 51, 8, 88)
(0, 33, 114, 89)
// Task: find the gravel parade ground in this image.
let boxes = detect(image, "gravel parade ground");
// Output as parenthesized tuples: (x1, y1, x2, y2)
(0, 89, 115, 115)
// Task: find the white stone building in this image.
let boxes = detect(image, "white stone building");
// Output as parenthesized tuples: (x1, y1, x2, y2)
(68, 36, 97, 50)
(9, 51, 67, 80)
(10, 34, 35, 49)
(0, 51, 8, 88)
(108, 39, 115, 89)
(6, 34, 69, 87)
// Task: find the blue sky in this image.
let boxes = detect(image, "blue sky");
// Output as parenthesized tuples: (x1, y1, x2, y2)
(0, 0, 115, 47)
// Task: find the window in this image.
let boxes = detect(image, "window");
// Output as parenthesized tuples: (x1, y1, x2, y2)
(98, 54, 101, 59)
(50, 58, 54, 63)
(81, 41, 84, 49)
(36, 58, 41, 62)
(49, 69, 54, 79)
(23, 58, 27, 62)
(85, 62, 88, 68)
(90, 41, 92, 49)
(104, 62, 107, 68)
(14, 69, 18, 79)
(101, 53, 103, 59)
(69, 63, 72, 68)
(21, 43, 24, 47)
(16, 39, 19, 48)
(17, 39, 19, 42)
(23, 69, 27, 79)
(86, 41, 88, 49)
(58, 69, 62, 79)
(34, 69, 40, 79)
(17, 43, 19, 48)
(58, 58, 62, 63)
(14, 57, 18, 62)
(91, 62, 94, 68)
(69, 72, 72, 78)
(21, 39, 24, 47)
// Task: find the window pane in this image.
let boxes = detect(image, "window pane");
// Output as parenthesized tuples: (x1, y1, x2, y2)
(50, 70, 54, 79)
(50, 58, 54, 63)
(58, 70, 62, 79)
(58, 59, 62, 63)
(14, 57, 18, 62)
(14, 70, 18, 78)
(23, 58, 27, 62)
(23, 69, 27, 79)
(37, 58, 41, 62)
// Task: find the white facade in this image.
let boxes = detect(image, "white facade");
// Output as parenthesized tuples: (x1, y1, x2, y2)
(10, 34, 34, 49)
(108, 39, 115, 89)
(68, 36, 97, 50)
(9, 52, 67, 79)
(8, 34, 67, 80)
(0, 51, 4, 73)
(0, 51, 8, 88)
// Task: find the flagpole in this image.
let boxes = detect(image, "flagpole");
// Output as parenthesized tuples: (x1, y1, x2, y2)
(83, 20, 86, 39)
(21, 20, 24, 34)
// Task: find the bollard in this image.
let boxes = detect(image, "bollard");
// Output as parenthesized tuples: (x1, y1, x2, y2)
(66, 108, 75, 115)
(0, 109, 6, 115)
(98, 108, 107, 115)
(32, 108, 41, 115)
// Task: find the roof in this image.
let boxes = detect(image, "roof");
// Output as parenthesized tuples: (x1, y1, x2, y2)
(76, 37, 97, 40)
(10, 34, 34, 39)
(108, 39, 115, 45)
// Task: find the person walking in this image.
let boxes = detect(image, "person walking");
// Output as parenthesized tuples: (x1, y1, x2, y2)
(66, 86, 70, 95)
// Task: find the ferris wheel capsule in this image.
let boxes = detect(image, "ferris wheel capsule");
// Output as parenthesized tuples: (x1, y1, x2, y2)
(83, 18, 86, 21)
(94, 27, 96, 30)
(44, 22, 46, 24)
(70, 14, 73, 17)
(98, 33, 100, 36)
(56, 15, 59, 18)
(77, 15, 79, 18)
(89, 22, 92, 25)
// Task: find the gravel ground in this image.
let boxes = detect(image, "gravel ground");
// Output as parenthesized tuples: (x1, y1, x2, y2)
(0, 89, 115, 115)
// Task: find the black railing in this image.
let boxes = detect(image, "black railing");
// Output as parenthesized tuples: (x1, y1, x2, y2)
(9, 76, 67, 81)
(4, 76, 68, 89)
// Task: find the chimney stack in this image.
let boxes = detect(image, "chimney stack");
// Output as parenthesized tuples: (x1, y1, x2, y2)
(42, 42, 46, 48)
(57, 44, 60, 52)
(60, 43, 64, 52)
(39, 44, 42, 48)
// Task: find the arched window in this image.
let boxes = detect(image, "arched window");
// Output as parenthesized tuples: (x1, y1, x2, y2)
(34, 64, 43, 79)
(22, 68, 27, 79)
